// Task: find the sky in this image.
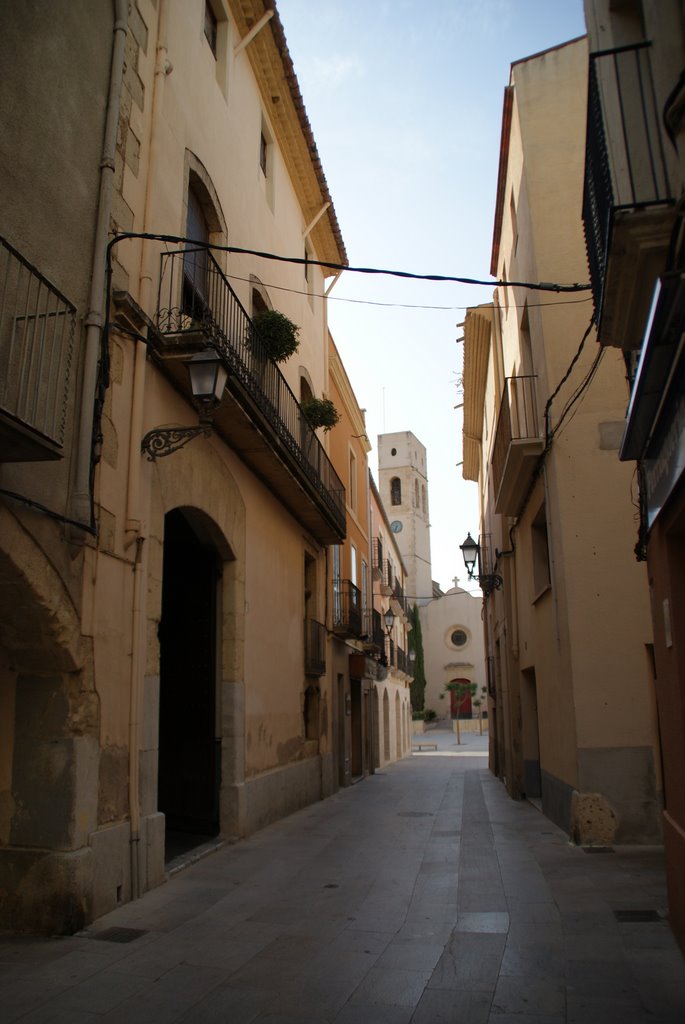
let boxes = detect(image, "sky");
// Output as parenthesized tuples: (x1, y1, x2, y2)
(276, 0, 587, 594)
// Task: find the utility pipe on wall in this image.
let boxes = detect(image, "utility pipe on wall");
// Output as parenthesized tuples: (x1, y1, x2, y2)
(127, 0, 169, 902)
(72, 0, 129, 527)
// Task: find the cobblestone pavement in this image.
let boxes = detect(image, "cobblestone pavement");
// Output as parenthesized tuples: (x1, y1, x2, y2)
(2, 726, 684, 1022)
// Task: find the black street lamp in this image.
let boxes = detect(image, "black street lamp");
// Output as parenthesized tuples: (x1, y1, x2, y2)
(141, 347, 229, 460)
(460, 532, 503, 596)
(383, 607, 396, 635)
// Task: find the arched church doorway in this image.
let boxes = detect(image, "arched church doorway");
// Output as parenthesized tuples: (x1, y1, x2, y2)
(158, 508, 221, 861)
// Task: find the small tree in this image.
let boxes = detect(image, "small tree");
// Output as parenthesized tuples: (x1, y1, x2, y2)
(472, 694, 485, 735)
(444, 680, 477, 745)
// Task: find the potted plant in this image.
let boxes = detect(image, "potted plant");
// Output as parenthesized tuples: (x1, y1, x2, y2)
(300, 396, 340, 432)
(252, 309, 300, 363)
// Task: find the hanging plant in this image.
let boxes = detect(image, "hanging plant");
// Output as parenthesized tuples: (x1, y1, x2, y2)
(300, 396, 340, 432)
(252, 309, 300, 363)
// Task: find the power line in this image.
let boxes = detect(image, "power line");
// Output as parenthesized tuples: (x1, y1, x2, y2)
(223, 270, 594, 311)
(111, 232, 592, 294)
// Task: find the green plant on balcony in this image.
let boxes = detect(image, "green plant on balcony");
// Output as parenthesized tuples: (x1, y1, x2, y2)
(252, 309, 300, 363)
(300, 396, 340, 432)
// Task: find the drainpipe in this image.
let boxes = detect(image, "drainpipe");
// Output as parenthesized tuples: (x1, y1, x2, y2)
(127, 0, 170, 901)
(127, 0, 170, 539)
(72, 0, 129, 526)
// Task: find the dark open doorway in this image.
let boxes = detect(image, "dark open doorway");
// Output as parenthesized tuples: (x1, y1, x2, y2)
(158, 508, 221, 862)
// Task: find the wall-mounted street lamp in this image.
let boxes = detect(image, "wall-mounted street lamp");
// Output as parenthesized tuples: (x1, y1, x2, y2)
(383, 607, 396, 635)
(460, 532, 503, 596)
(141, 348, 229, 460)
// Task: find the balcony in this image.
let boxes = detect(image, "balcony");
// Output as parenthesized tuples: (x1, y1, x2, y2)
(304, 618, 326, 676)
(491, 376, 543, 516)
(361, 608, 385, 653)
(396, 646, 408, 674)
(0, 236, 76, 462)
(583, 42, 677, 349)
(153, 249, 345, 545)
(332, 579, 362, 638)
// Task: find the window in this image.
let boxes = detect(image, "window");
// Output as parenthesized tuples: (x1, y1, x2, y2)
(350, 544, 358, 587)
(390, 477, 401, 506)
(259, 118, 275, 210)
(361, 559, 368, 610)
(204, 1, 217, 56)
(510, 191, 518, 256)
(349, 450, 357, 513)
(531, 503, 551, 597)
(451, 629, 468, 648)
(304, 242, 314, 305)
(422, 484, 427, 514)
(414, 479, 419, 508)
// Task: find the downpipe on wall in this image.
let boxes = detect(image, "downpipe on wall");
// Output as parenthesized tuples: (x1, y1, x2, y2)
(72, 0, 129, 529)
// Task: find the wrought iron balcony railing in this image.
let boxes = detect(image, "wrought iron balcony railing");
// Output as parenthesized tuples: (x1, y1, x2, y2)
(304, 618, 326, 676)
(491, 375, 543, 516)
(332, 578, 362, 638)
(156, 248, 345, 538)
(583, 42, 675, 316)
(0, 236, 76, 461)
(362, 608, 385, 651)
(396, 646, 407, 674)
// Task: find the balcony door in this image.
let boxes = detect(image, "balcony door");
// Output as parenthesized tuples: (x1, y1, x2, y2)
(183, 186, 210, 320)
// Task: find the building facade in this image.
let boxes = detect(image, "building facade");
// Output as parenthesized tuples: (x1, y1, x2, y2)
(0, 0, 355, 933)
(462, 37, 662, 850)
(582, 0, 685, 952)
(420, 586, 487, 723)
(369, 476, 413, 767)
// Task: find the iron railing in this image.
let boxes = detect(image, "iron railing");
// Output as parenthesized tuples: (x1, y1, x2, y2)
(304, 618, 326, 676)
(583, 42, 675, 312)
(392, 577, 408, 615)
(156, 248, 345, 533)
(0, 235, 76, 457)
(372, 536, 383, 577)
(332, 579, 362, 637)
(396, 647, 407, 674)
(362, 608, 385, 650)
(378, 558, 394, 590)
(491, 375, 540, 498)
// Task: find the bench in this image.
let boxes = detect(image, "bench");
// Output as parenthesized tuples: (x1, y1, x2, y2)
(413, 742, 438, 751)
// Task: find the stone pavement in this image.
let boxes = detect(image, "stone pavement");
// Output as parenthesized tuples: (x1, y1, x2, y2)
(2, 724, 685, 1023)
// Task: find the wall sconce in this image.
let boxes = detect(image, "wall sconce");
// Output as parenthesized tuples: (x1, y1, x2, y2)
(383, 607, 395, 635)
(141, 348, 229, 460)
(460, 532, 503, 596)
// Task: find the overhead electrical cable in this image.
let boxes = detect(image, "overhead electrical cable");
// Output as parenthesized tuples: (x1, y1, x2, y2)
(110, 232, 593, 294)
(223, 269, 594, 311)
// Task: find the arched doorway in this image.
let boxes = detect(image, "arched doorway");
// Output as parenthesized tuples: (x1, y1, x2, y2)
(158, 508, 222, 861)
(383, 689, 390, 761)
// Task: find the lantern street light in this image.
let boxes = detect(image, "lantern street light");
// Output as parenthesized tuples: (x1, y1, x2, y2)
(383, 607, 396, 635)
(141, 347, 229, 460)
(460, 532, 503, 596)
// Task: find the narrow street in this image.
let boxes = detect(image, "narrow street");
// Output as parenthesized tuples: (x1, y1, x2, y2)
(2, 727, 684, 1023)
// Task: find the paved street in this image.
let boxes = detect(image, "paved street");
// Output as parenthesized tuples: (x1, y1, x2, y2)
(2, 724, 684, 1023)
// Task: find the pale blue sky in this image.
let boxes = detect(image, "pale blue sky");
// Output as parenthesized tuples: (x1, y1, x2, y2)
(277, 0, 587, 594)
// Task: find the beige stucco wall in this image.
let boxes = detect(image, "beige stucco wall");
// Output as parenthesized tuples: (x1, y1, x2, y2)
(420, 587, 487, 720)
(467, 36, 660, 843)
